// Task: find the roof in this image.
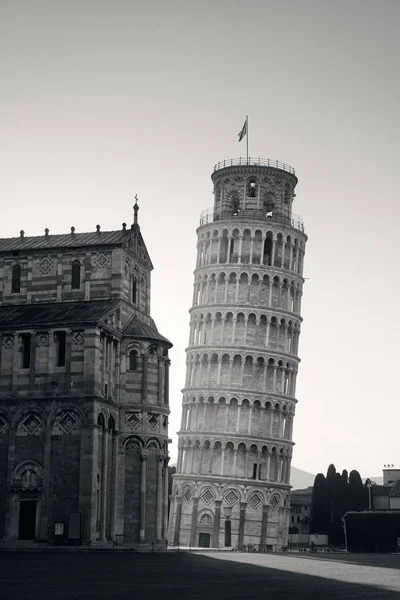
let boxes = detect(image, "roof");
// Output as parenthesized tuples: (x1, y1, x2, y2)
(390, 480, 400, 498)
(0, 300, 119, 329)
(0, 230, 131, 252)
(371, 485, 391, 497)
(124, 315, 172, 347)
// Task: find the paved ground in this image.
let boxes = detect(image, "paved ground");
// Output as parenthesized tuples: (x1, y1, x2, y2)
(1, 551, 400, 599)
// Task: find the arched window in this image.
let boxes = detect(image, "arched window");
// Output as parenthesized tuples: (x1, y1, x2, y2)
(12, 264, 21, 293)
(231, 195, 240, 216)
(129, 349, 138, 370)
(247, 177, 257, 198)
(132, 277, 137, 303)
(71, 260, 81, 290)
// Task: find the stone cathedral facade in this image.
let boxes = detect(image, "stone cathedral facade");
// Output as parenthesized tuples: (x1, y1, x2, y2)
(0, 203, 172, 545)
(170, 158, 307, 550)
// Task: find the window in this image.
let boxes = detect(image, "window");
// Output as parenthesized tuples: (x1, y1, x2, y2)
(231, 195, 240, 216)
(20, 334, 31, 368)
(55, 331, 66, 367)
(132, 277, 137, 303)
(12, 264, 21, 293)
(71, 260, 81, 289)
(129, 350, 138, 370)
(247, 178, 257, 198)
(252, 463, 258, 480)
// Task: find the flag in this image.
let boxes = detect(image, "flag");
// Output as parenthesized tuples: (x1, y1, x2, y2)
(238, 118, 247, 142)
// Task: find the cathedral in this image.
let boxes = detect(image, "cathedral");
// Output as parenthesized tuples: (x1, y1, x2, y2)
(0, 201, 172, 545)
(169, 157, 307, 550)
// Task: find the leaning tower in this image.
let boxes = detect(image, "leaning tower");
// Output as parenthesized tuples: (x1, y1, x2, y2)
(169, 157, 307, 551)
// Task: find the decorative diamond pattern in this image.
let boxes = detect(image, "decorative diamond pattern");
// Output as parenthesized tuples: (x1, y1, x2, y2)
(184, 487, 193, 503)
(2, 335, 14, 349)
(148, 351, 158, 363)
(270, 494, 280, 511)
(0, 416, 7, 434)
(224, 488, 240, 507)
(94, 253, 108, 268)
(126, 412, 142, 430)
(72, 331, 84, 346)
(22, 413, 42, 435)
(36, 333, 49, 347)
(58, 411, 78, 434)
(200, 487, 216, 505)
(148, 413, 159, 431)
(248, 491, 263, 510)
(37, 257, 54, 274)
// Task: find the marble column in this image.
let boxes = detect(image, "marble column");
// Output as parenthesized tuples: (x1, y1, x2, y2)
(163, 459, 169, 540)
(238, 502, 247, 548)
(260, 504, 270, 550)
(173, 497, 183, 546)
(212, 500, 222, 548)
(190, 497, 199, 547)
(156, 456, 164, 539)
(139, 453, 148, 541)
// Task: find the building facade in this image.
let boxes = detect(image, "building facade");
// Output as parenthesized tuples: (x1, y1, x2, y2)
(289, 486, 311, 535)
(170, 157, 307, 550)
(0, 203, 172, 545)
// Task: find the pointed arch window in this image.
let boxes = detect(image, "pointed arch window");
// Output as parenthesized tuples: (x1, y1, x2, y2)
(71, 260, 81, 290)
(12, 264, 21, 293)
(129, 349, 138, 371)
(132, 277, 137, 304)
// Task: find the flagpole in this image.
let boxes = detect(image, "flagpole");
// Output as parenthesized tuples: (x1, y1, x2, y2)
(246, 115, 249, 163)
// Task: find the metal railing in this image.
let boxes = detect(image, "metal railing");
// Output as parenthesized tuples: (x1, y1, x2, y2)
(213, 158, 296, 175)
(199, 207, 305, 232)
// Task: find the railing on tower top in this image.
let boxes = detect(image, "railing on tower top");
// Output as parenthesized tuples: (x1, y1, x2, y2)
(213, 158, 296, 175)
(199, 208, 305, 232)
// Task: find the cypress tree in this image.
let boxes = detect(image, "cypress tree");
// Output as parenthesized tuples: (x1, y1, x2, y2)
(326, 464, 337, 539)
(348, 470, 364, 512)
(310, 473, 329, 534)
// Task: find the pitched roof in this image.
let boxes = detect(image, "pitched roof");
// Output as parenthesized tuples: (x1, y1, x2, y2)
(123, 315, 172, 347)
(0, 230, 131, 252)
(0, 300, 119, 329)
(389, 480, 400, 498)
(371, 485, 391, 497)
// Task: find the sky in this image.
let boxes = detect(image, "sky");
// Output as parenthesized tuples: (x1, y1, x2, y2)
(1, 0, 399, 479)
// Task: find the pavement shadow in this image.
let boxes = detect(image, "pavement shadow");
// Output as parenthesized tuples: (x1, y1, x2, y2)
(291, 551, 400, 570)
(0, 551, 399, 599)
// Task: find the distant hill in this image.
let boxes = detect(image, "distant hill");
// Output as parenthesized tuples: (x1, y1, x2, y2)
(169, 464, 383, 489)
(290, 467, 383, 490)
(290, 466, 316, 490)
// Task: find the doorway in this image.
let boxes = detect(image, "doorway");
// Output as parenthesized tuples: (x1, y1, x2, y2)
(198, 533, 210, 548)
(19, 500, 37, 540)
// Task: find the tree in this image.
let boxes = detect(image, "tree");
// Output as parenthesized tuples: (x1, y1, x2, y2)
(348, 470, 365, 512)
(310, 473, 329, 534)
(326, 464, 337, 539)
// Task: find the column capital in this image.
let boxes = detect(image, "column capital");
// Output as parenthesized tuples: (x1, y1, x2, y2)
(239, 501, 247, 510)
(215, 499, 222, 508)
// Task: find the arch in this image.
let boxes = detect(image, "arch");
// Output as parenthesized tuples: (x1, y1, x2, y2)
(97, 413, 105, 429)
(71, 260, 81, 290)
(129, 349, 138, 371)
(247, 177, 257, 198)
(11, 264, 21, 294)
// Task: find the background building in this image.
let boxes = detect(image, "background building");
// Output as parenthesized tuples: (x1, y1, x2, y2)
(289, 486, 311, 535)
(170, 157, 307, 550)
(0, 203, 172, 545)
(369, 466, 400, 511)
